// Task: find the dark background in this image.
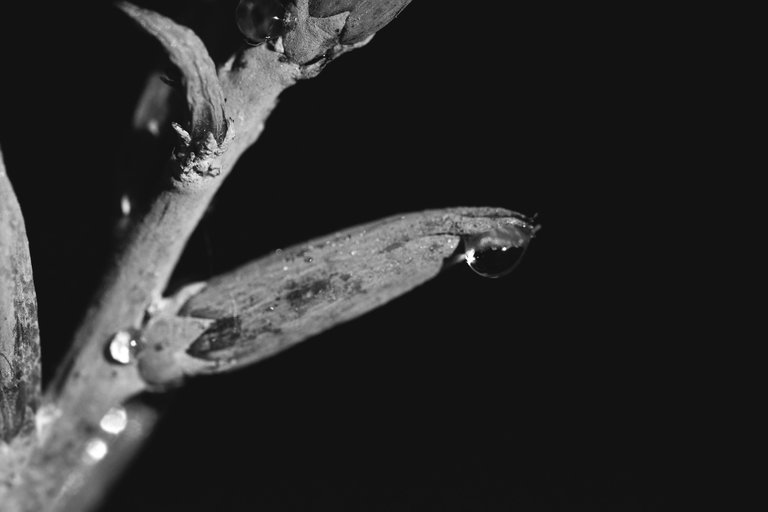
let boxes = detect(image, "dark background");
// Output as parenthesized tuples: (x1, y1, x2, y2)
(0, 1, 693, 510)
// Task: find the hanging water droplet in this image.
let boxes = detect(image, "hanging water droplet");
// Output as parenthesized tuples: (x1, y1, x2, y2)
(463, 218, 537, 278)
(236, 0, 287, 45)
(106, 330, 143, 365)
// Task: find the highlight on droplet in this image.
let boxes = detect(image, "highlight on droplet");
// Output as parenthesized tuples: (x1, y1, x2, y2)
(99, 406, 128, 435)
(106, 330, 143, 365)
(462, 216, 539, 278)
(83, 438, 109, 463)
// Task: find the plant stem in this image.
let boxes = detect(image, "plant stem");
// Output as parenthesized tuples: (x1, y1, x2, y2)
(4, 41, 299, 512)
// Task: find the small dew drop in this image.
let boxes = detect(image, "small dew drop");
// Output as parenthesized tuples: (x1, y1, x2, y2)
(463, 220, 537, 278)
(304, 256, 313, 263)
(266, 304, 276, 312)
(146, 119, 160, 136)
(120, 194, 131, 216)
(84, 438, 108, 463)
(99, 407, 128, 435)
(106, 331, 143, 365)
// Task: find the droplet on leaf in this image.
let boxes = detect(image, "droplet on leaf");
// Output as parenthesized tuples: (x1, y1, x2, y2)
(463, 218, 537, 278)
(236, 0, 287, 45)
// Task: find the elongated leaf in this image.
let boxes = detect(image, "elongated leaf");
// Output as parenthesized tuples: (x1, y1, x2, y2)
(136, 207, 535, 385)
(0, 147, 41, 443)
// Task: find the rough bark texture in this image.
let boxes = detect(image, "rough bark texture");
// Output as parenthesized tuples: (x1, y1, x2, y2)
(0, 148, 40, 444)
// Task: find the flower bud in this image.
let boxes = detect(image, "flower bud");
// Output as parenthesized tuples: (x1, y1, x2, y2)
(308, 0, 412, 44)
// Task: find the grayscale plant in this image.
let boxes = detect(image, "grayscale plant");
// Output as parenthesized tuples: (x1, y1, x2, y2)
(0, 2, 537, 511)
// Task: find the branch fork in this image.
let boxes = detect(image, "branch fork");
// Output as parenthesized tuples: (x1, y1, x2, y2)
(0, 2, 540, 511)
(170, 123, 232, 180)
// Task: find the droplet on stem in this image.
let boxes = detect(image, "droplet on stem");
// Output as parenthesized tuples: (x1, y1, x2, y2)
(463, 217, 538, 278)
(99, 406, 128, 435)
(236, 0, 287, 45)
(106, 330, 143, 365)
(83, 438, 109, 463)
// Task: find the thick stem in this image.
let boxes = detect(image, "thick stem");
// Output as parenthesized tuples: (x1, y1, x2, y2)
(4, 44, 298, 512)
(48, 43, 296, 412)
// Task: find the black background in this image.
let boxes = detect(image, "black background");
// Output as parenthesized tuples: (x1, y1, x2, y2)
(0, 1, 693, 510)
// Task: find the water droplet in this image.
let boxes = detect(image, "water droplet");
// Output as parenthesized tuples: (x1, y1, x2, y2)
(106, 330, 143, 365)
(304, 256, 313, 263)
(266, 304, 276, 312)
(84, 438, 108, 463)
(463, 220, 537, 278)
(120, 194, 131, 216)
(146, 119, 160, 136)
(99, 406, 128, 435)
(236, 0, 287, 45)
